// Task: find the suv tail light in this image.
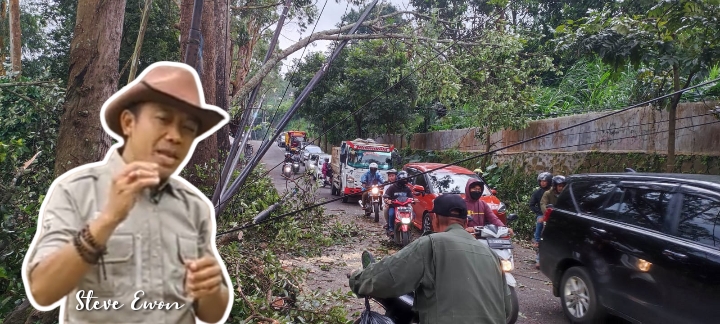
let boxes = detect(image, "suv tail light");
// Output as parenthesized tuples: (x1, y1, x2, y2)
(542, 207, 553, 222)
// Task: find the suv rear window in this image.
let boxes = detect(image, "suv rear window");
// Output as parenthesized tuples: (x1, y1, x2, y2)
(570, 180, 617, 215)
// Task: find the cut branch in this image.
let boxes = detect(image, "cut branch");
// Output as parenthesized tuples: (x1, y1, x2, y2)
(0, 80, 57, 87)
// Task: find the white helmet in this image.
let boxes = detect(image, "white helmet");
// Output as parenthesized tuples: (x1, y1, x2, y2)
(369, 163, 378, 169)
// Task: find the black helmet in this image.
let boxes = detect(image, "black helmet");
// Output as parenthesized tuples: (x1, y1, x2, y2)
(396, 171, 408, 180)
(537, 172, 552, 183)
(552, 175, 566, 187)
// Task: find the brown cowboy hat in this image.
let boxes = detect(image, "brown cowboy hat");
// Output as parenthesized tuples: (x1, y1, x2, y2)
(102, 62, 228, 139)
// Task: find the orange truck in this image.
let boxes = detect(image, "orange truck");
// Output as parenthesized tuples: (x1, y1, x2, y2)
(284, 131, 307, 153)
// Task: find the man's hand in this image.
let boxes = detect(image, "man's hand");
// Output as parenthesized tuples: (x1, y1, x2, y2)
(465, 227, 476, 233)
(384, 198, 391, 205)
(507, 228, 515, 236)
(104, 162, 160, 223)
(185, 256, 223, 300)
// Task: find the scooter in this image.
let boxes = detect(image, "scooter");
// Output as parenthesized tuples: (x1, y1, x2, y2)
(390, 196, 415, 247)
(471, 213, 520, 324)
(350, 214, 520, 324)
(360, 184, 383, 223)
(281, 162, 293, 179)
(292, 160, 301, 174)
(351, 251, 418, 324)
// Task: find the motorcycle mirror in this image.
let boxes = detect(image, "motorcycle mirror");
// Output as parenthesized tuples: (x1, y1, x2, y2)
(413, 185, 425, 192)
(361, 250, 376, 269)
(507, 213, 519, 223)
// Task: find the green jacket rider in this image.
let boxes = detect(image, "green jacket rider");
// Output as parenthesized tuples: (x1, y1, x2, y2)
(348, 194, 512, 324)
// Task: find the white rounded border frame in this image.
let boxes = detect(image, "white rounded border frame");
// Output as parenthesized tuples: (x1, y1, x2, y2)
(20, 61, 234, 324)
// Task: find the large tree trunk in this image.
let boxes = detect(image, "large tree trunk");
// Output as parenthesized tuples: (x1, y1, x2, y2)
(215, 0, 231, 161)
(180, 0, 218, 188)
(0, 0, 6, 76)
(8, 0, 21, 76)
(54, 0, 127, 177)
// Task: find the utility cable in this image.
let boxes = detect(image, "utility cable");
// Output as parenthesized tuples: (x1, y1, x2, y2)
(215, 77, 720, 236)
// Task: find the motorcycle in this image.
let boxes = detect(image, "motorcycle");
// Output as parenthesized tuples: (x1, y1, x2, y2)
(350, 214, 520, 324)
(360, 184, 383, 223)
(390, 196, 415, 247)
(471, 213, 520, 324)
(352, 251, 418, 324)
(281, 162, 293, 179)
(292, 160, 301, 174)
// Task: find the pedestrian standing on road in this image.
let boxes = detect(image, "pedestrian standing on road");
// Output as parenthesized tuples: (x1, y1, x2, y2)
(22, 62, 233, 324)
(349, 194, 512, 324)
(529, 172, 552, 268)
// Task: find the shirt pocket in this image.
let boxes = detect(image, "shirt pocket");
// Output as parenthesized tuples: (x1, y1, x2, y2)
(171, 234, 198, 299)
(79, 233, 135, 297)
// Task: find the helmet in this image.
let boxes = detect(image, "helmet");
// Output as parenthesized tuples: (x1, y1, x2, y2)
(369, 162, 378, 169)
(396, 171, 408, 180)
(537, 172, 552, 183)
(387, 169, 398, 175)
(552, 175, 566, 187)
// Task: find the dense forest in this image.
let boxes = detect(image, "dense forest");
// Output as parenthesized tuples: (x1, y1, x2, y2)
(1, 0, 719, 323)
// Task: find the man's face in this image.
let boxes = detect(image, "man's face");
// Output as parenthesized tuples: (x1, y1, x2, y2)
(120, 102, 199, 179)
(388, 174, 397, 182)
(469, 184, 483, 194)
(370, 168, 377, 173)
(556, 183, 566, 193)
(540, 180, 548, 188)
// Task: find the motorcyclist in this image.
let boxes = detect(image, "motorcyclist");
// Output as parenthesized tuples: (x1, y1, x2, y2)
(292, 150, 302, 163)
(283, 153, 294, 163)
(540, 175, 566, 212)
(382, 171, 415, 237)
(529, 172, 552, 269)
(529, 172, 552, 246)
(464, 178, 513, 235)
(359, 162, 385, 209)
(322, 158, 333, 186)
(381, 169, 398, 231)
(348, 194, 512, 324)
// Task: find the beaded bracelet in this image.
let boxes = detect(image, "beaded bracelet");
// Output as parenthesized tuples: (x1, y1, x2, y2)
(73, 226, 108, 280)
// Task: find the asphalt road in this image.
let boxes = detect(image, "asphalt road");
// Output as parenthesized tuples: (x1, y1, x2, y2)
(251, 140, 570, 323)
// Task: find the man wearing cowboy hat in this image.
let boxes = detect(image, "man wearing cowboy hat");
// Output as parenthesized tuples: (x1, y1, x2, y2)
(22, 62, 233, 323)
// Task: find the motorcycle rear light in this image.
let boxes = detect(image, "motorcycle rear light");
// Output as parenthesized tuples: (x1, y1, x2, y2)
(401, 218, 411, 224)
(542, 207, 553, 222)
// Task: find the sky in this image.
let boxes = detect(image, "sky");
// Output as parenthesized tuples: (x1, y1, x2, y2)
(276, 0, 413, 74)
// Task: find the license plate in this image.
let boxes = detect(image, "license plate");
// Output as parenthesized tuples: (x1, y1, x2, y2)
(487, 239, 511, 245)
(397, 207, 412, 212)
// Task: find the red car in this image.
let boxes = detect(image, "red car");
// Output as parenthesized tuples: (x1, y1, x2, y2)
(403, 163, 508, 233)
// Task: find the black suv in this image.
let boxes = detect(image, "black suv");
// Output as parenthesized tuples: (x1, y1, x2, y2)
(539, 173, 720, 324)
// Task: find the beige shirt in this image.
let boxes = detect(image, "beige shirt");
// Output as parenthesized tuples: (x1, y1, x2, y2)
(26, 148, 224, 323)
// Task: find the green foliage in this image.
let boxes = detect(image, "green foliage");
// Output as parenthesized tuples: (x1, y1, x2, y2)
(0, 77, 65, 315)
(184, 165, 358, 323)
(532, 56, 641, 117)
(288, 39, 418, 144)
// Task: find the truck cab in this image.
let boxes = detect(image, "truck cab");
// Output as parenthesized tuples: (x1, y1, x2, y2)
(330, 139, 399, 203)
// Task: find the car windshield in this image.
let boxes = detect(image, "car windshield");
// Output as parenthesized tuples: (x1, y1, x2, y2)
(428, 171, 491, 195)
(306, 146, 322, 153)
(346, 150, 393, 170)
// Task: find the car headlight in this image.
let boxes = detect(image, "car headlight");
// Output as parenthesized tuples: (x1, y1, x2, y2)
(501, 259, 513, 272)
(371, 187, 379, 194)
(498, 202, 507, 214)
(401, 218, 411, 224)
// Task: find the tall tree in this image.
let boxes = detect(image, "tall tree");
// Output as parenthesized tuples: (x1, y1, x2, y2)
(215, 0, 231, 159)
(179, 0, 218, 187)
(8, 0, 21, 76)
(53, 0, 128, 177)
